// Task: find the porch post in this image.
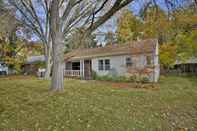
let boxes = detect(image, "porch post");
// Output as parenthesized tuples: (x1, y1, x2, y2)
(80, 60, 84, 78)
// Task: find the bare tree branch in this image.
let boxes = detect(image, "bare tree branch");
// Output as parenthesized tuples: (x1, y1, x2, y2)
(86, 0, 134, 33)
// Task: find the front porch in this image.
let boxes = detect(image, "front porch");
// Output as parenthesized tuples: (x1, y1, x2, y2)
(65, 60, 92, 79)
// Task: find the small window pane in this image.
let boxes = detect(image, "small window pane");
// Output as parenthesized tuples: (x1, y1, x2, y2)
(105, 59, 110, 70)
(72, 62, 80, 70)
(126, 57, 132, 67)
(98, 60, 104, 70)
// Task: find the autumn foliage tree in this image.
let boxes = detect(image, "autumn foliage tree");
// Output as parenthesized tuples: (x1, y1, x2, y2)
(117, 9, 142, 43)
(117, 1, 197, 68)
(0, 2, 27, 73)
(159, 43, 177, 68)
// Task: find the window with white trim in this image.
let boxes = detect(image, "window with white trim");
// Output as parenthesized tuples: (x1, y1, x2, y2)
(98, 59, 110, 71)
(98, 60, 104, 70)
(105, 59, 110, 70)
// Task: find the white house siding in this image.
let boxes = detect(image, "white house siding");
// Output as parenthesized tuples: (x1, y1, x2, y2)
(92, 55, 130, 76)
(91, 54, 151, 77)
(133, 55, 147, 68)
(91, 52, 160, 82)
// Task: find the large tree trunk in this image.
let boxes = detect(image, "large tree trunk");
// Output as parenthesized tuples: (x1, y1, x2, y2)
(50, 0, 64, 92)
(50, 35, 65, 91)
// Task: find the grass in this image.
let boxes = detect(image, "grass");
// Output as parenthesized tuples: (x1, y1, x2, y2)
(0, 76, 197, 131)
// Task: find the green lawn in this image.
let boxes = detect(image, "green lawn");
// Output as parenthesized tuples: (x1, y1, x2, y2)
(0, 76, 197, 131)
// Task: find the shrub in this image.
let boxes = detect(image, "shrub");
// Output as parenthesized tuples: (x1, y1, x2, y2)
(129, 75, 137, 82)
(92, 72, 151, 83)
(141, 76, 150, 83)
(93, 75, 133, 83)
(92, 71, 97, 80)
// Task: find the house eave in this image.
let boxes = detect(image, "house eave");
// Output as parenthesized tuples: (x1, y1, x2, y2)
(66, 51, 154, 61)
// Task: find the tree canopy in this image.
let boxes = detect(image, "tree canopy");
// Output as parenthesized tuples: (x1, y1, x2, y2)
(0, 1, 27, 72)
(117, 9, 142, 43)
(116, 1, 197, 68)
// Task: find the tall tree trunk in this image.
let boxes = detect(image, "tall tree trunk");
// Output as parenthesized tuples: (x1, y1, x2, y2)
(50, 0, 64, 91)
(44, 42, 52, 80)
(50, 34, 65, 91)
(44, 52, 52, 79)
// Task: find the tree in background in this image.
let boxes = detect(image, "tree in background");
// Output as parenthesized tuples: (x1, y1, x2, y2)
(116, 1, 197, 68)
(0, 40, 28, 73)
(104, 31, 116, 45)
(117, 9, 142, 43)
(159, 43, 177, 68)
(0, 1, 27, 73)
(161, 2, 197, 66)
(9, 0, 53, 79)
(142, 6, 171, 44)
(65, 28, 97, 52)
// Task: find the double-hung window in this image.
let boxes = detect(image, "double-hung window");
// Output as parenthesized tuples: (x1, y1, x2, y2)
(98, 59, 110, 71)
(98, 60, 104, 70)
(105, 59, 110, 70)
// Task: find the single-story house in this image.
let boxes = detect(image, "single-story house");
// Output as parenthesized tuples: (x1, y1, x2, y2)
(64, 39, 160, 82)
(174, 57, 197, 75)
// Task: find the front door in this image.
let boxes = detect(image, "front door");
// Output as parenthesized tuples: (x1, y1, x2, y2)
(84, 60, 92, 80)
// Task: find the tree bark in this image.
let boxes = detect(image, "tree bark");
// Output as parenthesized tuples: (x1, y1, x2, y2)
(44, 42, 52, 80)
(50, 0, 64, 92)
(44, 52, 52, 79)
(50, 35, 64, 91)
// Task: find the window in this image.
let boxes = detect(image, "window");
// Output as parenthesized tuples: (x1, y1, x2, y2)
(72, 62, 80, 70)
(146, 56, 152, 65)
(98, 59, 111, 71)
(105, 59, 110, 70)
(98, 60, 104, 70)
(126, 57, 132, 67)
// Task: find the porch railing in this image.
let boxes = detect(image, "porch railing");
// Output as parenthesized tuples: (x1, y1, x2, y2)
(64, 70, 81, 77)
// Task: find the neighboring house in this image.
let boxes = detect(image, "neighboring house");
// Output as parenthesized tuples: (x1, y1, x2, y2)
(174, 57, 197, 75)
(0, 61, 8, 75)
(64, 39, 160, 82)
(23, 55, 45, 75)
(22, 41, 45, 75)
